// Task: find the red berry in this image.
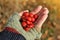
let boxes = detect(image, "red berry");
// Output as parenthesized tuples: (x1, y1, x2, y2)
(22, 16, 25, 19)
(31, 17, 35, 22)
(26, 17, 32, 21)
(34, 14, 38, 19)
(27, 24, 34, 28)
(22, 22, 27, 27)
(24, 27, 31, 31)
(29, 13, 34, 17)
(23, 12, 29, 17)
(21, 12, 37, 30)
(21, 16, 26, 21)
(26, 21, 32, 24)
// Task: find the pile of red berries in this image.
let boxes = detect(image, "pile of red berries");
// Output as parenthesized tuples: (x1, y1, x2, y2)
(20, 12, 38, 31)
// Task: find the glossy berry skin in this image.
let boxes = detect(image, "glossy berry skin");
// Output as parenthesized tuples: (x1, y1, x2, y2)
(24, 27, 31, 31)
(26, 21, 32, 24)
(26, 17, 32, 21)
(34, 14, 38, 19)
(21, 16, 26, 21)
(22, 22, 27, 27)
(27, 24, 34, 28)
(22, 16, 25, 19)
(31, 17, 35, 22)
(29, 13, 34, 17)
(23, 12, 29, 17)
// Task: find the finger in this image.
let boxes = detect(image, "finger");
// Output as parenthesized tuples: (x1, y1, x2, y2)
(34, 7, 49, 24)
(43, 8, 49, 15)
(35, 14, 48, 28)
(19, 10, 29, 17)
(30, 6, 42, 14)
(35, 7, 49, 28)
(37, 7, 49, 16)
(35, 14, 48, 32)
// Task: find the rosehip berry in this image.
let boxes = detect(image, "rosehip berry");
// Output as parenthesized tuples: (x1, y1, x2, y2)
(20, 12, 38, 31)
(34, 14, 38, 19)
(27, 24, 34, 28)
(22, 22, 27, 27)
(22, 16, 25, 19)
(26, 21, 32, 24)
(31, 17, 35, 22)
(23, 12, 29, 17)
(29, 13, 34, 17)
(24, 27, 31, 31)
(26, 17, 32, 21)
(22, 16, 26, 21)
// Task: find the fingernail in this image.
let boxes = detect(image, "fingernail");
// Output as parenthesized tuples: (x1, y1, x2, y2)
(43, 8, 49, 14)
(35, 6, 42, 13)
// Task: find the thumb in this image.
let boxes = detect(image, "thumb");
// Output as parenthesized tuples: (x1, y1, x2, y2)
(19, 10, 29, 19)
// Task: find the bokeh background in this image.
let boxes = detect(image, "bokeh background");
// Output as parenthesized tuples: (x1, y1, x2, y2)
(0, 0, 60, 40)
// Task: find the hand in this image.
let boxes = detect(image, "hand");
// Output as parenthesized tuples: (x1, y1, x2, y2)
(19, 6, 49, 32)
